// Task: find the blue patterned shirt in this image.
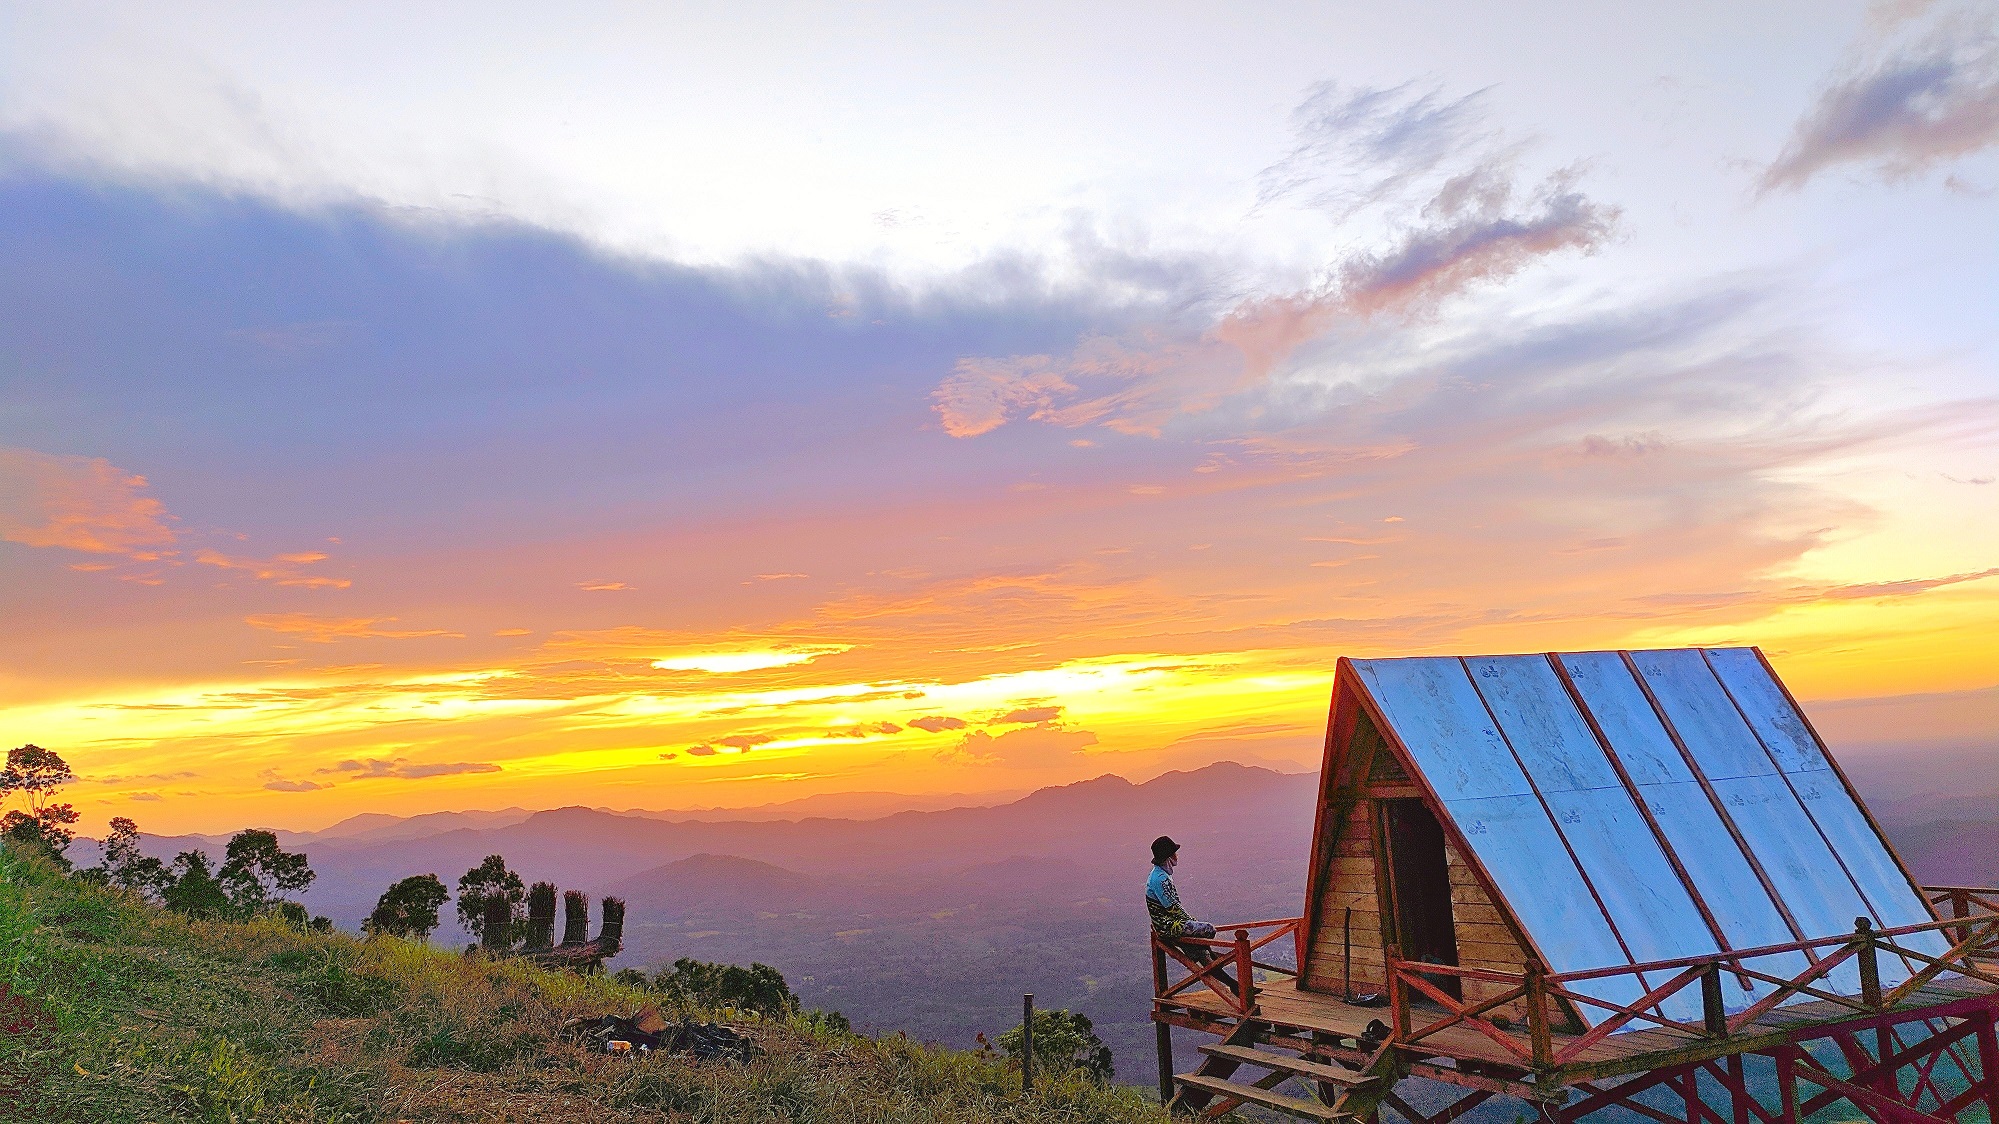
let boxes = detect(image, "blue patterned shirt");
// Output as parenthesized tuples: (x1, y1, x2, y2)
(1147, 863, 1197, 936)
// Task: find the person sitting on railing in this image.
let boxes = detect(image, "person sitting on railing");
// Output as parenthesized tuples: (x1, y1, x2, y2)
(1148, 835, 1239, 992)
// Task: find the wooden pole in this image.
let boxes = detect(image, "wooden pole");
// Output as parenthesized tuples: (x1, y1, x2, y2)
(1976, 1012, 1999, 1124)
(1235, 929, 1253, 1014)
(1777, 1048, 1799, 1124)
(1855, 917, 1882, 1009)
(1152, 943, 1174, 1104)
(1701, 960, 1728, 1038)
(1344, 905, 1354, 1000)
(1524, 960, 1552, 1071)
(1386, 943, 1409, 1042)
(1021, 993, 1035, 1093)
(1727, 1053, 1751, 1124)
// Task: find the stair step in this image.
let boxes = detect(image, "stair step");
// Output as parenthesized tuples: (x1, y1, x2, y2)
(1175, 1073, 1347, 1121)
(1199, 1043, 1378, 1086)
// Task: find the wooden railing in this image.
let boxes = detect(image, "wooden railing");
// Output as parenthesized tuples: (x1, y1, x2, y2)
(1927, 886, 1999, 957)
(1151, 916, 1302, 1016)
(1388, 898, 1999, 1071)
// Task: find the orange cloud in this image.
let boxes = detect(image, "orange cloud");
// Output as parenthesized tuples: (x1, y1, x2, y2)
(940, 722, 1098, 767)
(244, 614, 464, 643)
(196, 549, 350, 588)
(0, 446, 176, 555)
(932, 355, 1075, 437)
(991, 705, 1063, 725)
(908, 715, 968, 732)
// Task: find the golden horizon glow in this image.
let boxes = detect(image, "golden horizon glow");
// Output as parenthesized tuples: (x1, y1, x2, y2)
(5, 31, 1997, 840)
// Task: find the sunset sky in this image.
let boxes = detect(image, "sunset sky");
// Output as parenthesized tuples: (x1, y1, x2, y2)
(3, 2, 1996, 835)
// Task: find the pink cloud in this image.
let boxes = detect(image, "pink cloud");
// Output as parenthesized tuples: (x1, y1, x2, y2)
(935, 169, 1615, 439)
(0, 446, 176, 555)
(1763, 19, 1999, 192)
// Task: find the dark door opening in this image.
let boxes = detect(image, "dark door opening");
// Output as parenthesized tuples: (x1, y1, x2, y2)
(1382, 798, 1459, 999)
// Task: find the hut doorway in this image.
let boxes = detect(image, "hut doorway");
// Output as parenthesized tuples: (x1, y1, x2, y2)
(1381, 798, 1459, 997)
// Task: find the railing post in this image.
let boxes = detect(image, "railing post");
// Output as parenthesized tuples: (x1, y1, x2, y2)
(1953, 890, 1971, 947)
(1021, 993, 1035, 1093)
(1523, 959, 1553, 1071)
(1855, 917, 1882, 1009)
(1700, 960, 1728, 1038)
(1234, 928, 1253, 1014)
(1386, 943, 1409, 1042)
(1152, 939, 1169, 999)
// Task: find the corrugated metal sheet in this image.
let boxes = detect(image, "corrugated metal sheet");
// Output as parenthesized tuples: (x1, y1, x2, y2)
(1355, 658, 1647, 1017)
(1555, 652, 1812, 1007)
(1348, 646, 1937, 1028)
(1701, 649, 1949, 964)
(1629, 650, 1902, 991)
(1467, 655, 1713, 1025)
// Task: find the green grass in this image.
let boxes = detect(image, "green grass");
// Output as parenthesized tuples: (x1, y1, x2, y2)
(0, 843, 1171, 1122)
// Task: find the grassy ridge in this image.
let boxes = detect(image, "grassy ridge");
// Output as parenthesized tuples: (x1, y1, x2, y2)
(0, 844, 1170, 1122)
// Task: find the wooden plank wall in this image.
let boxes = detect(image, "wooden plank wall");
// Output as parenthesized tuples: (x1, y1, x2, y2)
(1303, 807, 1384, 993)
(1445, 838, 1530, 1022)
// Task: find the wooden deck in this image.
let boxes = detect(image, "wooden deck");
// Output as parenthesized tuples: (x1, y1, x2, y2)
(1162, 972, 1999, 1085)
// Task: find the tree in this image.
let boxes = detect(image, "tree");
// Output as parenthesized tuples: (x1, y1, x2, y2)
(163, 850, 233, 920)
(366, 874, 450, 940)
(997, 1008, 1114, 1083)
(646, 958, 801, 1018)
(456, 855, 525, 945)
(0, 744, 80, 867)
(217, 829, 315, 916)
(272, 901, 335, 931)
(629, 957, 848, 1029)
(93, 816, 170, 900)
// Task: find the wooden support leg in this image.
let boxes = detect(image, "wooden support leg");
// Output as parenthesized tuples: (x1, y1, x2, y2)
(1977, 1014, 1999, 1124)
(1727, 1055, 1752, 1124)
(1777, 1049, 1800, 1124)
(1155, 1019, 1174, 1107)
(1877, 1026, 1898, 1104)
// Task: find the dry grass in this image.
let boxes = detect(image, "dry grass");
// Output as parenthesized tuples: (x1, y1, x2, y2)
(0, 843, 1170, 1122)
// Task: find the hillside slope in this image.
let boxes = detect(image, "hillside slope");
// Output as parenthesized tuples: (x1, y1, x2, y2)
(0, 844, 1165, 1123)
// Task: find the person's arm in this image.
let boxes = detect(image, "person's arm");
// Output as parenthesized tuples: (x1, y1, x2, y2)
(1148, 868, 1197, 935)
(1165, 872, 1212, 930)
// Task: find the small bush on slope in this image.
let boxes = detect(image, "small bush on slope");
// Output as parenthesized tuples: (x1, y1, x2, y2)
(0, 842, 1170, 1122)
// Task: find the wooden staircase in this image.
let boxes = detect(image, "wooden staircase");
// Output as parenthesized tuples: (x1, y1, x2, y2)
(1168, 1023, 1397, 1121)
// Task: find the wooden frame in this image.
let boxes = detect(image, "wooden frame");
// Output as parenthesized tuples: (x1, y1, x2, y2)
(1160, 646, 1999, 1122)
(1299, 660, 1544, 1003)
(1154, 891, 1999, 1122)
(1384, 904, 1999, 1069)
(1153, 917, 1303, 1015)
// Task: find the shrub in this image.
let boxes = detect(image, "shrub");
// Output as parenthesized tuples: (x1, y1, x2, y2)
(997, 1008, 1115, 1083)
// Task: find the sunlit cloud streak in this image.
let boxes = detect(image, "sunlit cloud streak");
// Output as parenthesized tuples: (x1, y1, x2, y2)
(0, 58, 1994, 834)
(934, 83, 1619, 439)
(1764, 3, 1999, 191)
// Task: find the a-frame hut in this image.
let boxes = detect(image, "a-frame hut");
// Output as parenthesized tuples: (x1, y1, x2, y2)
(1300, 646, 1941, 1027)
(1152, 646, 1999, 1123)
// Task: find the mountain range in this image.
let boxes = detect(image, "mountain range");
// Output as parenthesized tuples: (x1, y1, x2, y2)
(84, 755, 1995, 1083)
